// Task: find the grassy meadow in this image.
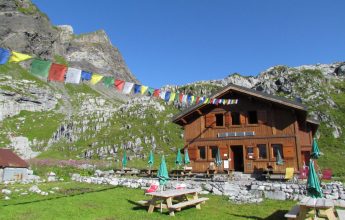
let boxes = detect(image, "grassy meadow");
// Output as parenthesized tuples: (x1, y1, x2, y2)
(0, 182, 296, 220)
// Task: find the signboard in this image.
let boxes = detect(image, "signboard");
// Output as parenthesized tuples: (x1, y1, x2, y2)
(223, 160, 229, 169)
(217, 131, 255, 138)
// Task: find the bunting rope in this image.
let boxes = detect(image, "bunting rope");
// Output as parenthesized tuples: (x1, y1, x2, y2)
(0, 48, 238, 106)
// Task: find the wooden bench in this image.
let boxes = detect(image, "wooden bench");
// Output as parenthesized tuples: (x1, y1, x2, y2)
(170, 197, 209, 211)
(337, 209, 345, 220)
(284, 205, 300, 219)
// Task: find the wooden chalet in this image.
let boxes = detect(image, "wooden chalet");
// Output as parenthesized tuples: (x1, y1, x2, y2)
(172, 84, 319, 174)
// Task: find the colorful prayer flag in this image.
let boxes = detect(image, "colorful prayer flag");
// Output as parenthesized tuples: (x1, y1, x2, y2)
(187, 95, 192, 105)
(174, 93, 180, 102)
(195, 96, 200, 104)
(48, 63, 67, 82)
(164, 91, 171, 102)
(65, 67, 81, 84)
(0, 48, 10, 64)
(9, 51, 32, 63)
(169, 92, 176, 102)
(179, 94, 184, 103)
(115, 79, 125, 91)
(90, 73, 103, 85)
(81, 71, 92, 81)
(140, 85, 148, 95)
(199, 97, 204, 104)
(203, 98, 209, 104)
(30, 59, 52, 78)
(190, 96, 195, 104)
(160, 91, 166, 100)
(103, 76, 114, 87)
(134, 84, 141, 94)
(123, 82, 134, 94)
(182, 95, 188, 104)
(147, 87, 155, 96)
(153, 89, 160, 97)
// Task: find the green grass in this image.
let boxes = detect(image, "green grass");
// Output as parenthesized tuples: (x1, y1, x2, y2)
(0, 182, 296, 220)
(53, 55, 68, 66)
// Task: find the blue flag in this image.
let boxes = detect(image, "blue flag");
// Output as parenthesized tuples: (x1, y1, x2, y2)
(165, 91, 171, 102)
(134, 84, 141, 94)
(81, 71, 92, 81)
(187, 95, 192, 105)
(0, 48, 10, 65)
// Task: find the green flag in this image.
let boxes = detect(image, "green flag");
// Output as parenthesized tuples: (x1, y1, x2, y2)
(30, 59, 52, 78)
(122, 151, 127, 169)
(175, 149, 182, 167)
(103, 76, 114, 87)
(157, 155, 169, 186)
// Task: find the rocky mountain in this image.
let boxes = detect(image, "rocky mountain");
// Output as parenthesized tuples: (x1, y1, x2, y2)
(0, 0, 137, 82)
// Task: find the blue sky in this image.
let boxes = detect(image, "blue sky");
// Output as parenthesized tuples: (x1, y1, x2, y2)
(33, 0, 345, 88)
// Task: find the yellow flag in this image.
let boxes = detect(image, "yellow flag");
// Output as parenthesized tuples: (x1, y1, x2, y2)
(169, 92, 176, 102)
(9, 51, 32, 63)
(203, 98, 209, 104)
(191, 96, 195, 104)
(140, 85, 148, 95)
(90, 73, 104, 85)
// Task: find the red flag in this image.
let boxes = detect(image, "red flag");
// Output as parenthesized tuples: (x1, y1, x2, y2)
(114, 79, 125, 91)
(179, 94, 184, 102)
(210, 99, 214, 104)
(153, 89, 160, 97)
(48, 63, 67, 82)
(195, 96, 200, 104)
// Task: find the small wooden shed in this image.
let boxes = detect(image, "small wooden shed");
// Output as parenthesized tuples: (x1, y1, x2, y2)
(0, 149, 29, 181)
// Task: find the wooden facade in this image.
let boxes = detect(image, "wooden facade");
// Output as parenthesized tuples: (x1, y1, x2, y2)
(173, 84, 318, 174)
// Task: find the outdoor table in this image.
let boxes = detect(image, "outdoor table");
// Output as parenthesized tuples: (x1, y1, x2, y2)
(170, 169, 185, 178)
(139, 169, 158, 177)
(139, 188, 208, 216)
(298, 197, 337, 220)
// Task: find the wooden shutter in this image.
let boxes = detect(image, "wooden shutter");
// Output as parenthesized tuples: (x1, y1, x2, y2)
(220, 147, 228, 160)
(240, 112, 246, 125)
(254, 147, 259, 160)
(283, 146, 295, 158)
(224, 112, 231, 127)
(189, 148, 198, 160)
(205, 114, 215, 128)
(257, 110, 267, 124)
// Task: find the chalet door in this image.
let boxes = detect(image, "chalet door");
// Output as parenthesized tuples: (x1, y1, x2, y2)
(301, 151, 310, 166)
(230, 145, 244, 172)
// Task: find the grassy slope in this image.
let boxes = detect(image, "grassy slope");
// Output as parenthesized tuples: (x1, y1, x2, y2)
(0, 182, 296, 220)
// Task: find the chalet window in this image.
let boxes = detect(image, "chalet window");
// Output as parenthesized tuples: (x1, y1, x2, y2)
(257, 144, 267, 159)
(272, 144, 284, 159)
(210, 146, 218, 159)
(231, 112, 240, 125)
(248, 111, 258, 124)
(198, 146, 206, 160)
(247, 146, 254, 159)
(215, 114, 224, 127)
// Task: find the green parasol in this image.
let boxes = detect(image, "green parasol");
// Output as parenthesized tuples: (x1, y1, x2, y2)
(215, 148, 222, 167)
(148, 150, 154, 168)
(157, 155, 169, 187)
(184, 149, 190, 165)
(311, 138, 321, 159)
(122, 151, 127, 169)
(175, 148, 183, 167)
(276, 149, 284, 165)
(307, 160, 323, 198)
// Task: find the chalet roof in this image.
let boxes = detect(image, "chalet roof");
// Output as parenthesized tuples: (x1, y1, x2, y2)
(172, 83, 308, 123)
(0, 149, 28, 168)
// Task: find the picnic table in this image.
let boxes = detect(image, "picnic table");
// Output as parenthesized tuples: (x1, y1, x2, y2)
(138, 169, 158, 177)
(285, 197, 338, 220)
(137, 188, 209, 216)
(114, 168, 137, 176)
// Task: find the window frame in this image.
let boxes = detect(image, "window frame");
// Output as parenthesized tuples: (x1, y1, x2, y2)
(197, 146, 207, 161)
(247, 111, 258, 125)
(210, 146, 218, 160)
(230, 111, 241, 126)
(215, 113, 225, 127)
(271, 144, 284, 160)
(256, 144, 268, 161)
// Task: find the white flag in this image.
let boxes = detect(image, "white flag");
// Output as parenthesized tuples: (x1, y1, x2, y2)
(123, 82, 134, 94)
(65, 67, 82, 84)
(159, 91, 166, 100)
(182, 94, 188, 104)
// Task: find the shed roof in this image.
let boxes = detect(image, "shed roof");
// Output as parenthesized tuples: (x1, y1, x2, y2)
(173, 83, 308, 123)
(0, 149, 28, 168)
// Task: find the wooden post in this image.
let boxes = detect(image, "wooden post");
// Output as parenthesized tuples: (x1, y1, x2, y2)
(166, 197, 175, 216)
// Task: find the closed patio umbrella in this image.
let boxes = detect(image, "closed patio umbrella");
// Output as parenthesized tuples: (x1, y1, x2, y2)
(184, 149, 190, 165)
(175, 148, 183, 167)
(311, 138, 321, 159)
(157, 155, 169, 188)
(215, 148, 222, 167)
(307, 160, 323, 198)
(148, 150, 154, 168)
(122, 151, 127, 169)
